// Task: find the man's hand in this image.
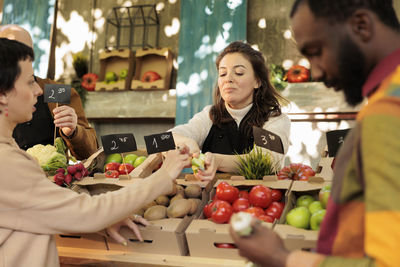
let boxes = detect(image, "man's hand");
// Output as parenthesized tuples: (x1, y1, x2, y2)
(106, 215, 149, 245)
(229, 222, 289, 267)
(53, 105, 78, 137)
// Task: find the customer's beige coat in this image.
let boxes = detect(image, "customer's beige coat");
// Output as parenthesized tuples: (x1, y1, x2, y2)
(0, 137, 173, 267)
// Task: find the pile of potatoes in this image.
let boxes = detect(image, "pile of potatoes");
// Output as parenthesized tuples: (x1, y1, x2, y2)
(134, 184, 203, 221)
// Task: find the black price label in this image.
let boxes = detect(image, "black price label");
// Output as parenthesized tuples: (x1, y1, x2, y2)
(44, 84, 71, 104)
(144, 132, 175, 154)
(326, 129, 350, 157)
(253, 126, 284, 154)
(101, 133, 137, 155)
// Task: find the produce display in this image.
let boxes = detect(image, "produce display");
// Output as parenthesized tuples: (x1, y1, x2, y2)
(27, 137, 68, 175)
(141, 70, 161, 82)
(236, 146, 277, 179)
(103, 153, 147, 178)
(277, 163, 315, 181)
(203, 182, 284, 224)
(285, 186, 331, 230)
(133, 184, 203, 220)
(53, 163, 89, 186)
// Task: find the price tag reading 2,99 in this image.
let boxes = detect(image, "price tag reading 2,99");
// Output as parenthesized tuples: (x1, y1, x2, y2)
(101, 133, 137, 155)
(44, 84, 72, 104)
(253, 126, 284, 154)
(144, 132, 175, 154)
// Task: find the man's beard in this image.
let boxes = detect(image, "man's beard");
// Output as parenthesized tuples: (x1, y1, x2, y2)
(324, 36, 367, 106)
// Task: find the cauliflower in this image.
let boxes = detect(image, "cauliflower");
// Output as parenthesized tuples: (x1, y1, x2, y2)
(27, 144, 67, 174)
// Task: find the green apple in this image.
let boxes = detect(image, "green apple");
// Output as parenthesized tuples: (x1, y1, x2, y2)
(119, 69, 128, 79)
(124, 153, 138, 166)
(310, 209, 326, 230)
(286, 206, 311, 229)
(133, 156, 147, 168)
(308, 201, 323, 214)
(105, 153, 122, 164)
(319, 185, 331, 209)
(105, 71, 117, 83)
(296, 195, 315, 208)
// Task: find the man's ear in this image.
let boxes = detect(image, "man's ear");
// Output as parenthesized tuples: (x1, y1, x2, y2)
(0, 93, 8, 106)
(349, 9, 374, 42)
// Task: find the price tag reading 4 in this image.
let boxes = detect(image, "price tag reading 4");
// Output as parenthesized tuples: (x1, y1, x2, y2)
(144, 132, 175, 154)
(44, 84, 71, 104)
(326, 129, 350, 157)
(101, 133, 137, 155)
(253, 126, 284, 154)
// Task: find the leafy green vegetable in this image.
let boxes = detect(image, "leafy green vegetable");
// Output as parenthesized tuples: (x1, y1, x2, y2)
(27, 144, 68, 175)
(269, 64, 288, 91)
(235, 145, 277, 180)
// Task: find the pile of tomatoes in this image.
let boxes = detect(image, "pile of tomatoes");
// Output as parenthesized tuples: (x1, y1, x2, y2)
(203, 181, 285, 224)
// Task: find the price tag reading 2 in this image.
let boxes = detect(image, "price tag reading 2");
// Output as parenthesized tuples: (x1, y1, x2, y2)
(144, 132, 175, 154)
(101, 133, 137, 155)
(44, 84, 71, 104)
(253, 126, 284, 154)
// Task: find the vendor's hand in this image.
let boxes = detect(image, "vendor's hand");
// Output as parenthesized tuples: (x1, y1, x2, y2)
(229, 222, 289, 267)
(194, 152, 216, 181)
(106, 215, 149, 245)
(53, 105, 78, 137)
(160, 145, 191, 180)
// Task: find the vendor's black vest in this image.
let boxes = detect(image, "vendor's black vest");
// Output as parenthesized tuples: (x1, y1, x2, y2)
(12, 94, 55, 150)
(202, 111, 254, 155)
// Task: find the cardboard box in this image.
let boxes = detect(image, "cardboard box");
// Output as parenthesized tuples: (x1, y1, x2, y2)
(95, 49, 134, 91)
(186, 179, 290, 259)
(55, 233, 107, 250)
(131, 48, 173, 90)
(275, 178, 331, 251)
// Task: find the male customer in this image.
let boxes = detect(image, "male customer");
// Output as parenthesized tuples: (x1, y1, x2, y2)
(0, 25, 98, 160)
(230, 0, 400, 266)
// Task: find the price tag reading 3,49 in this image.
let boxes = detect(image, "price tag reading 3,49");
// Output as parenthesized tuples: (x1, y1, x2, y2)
(253, 126, 284, 154)
(44, 84, 71, 104)
(144, 132, 175, 154)
(101, 133, 137, 155)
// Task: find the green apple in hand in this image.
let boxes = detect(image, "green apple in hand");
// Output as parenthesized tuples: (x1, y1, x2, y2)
(319, 185, 331, 209)
(296, 195, 315, 208)
(124, 153, 138, 165)
(286, 206, 311, 229)
(310, 209, 326, 230)
(308, 201, 323, 214)
(133, 156, 147, 168)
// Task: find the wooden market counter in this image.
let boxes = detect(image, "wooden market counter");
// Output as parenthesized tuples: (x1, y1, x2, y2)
(58, 246, 247, 267)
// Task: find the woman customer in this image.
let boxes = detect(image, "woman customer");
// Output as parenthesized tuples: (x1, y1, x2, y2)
(172, 41, 290, 180)
(0, 38, 191, 267)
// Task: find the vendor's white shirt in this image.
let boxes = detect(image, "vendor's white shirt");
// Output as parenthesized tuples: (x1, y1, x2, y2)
(171, 103, 291, 167)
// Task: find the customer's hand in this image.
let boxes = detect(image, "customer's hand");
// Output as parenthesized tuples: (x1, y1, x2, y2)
(160, 145, 191, 180)
(106, 215, 149, 245)
(53, 105, 78, 137)
(194, 152, 216, 181)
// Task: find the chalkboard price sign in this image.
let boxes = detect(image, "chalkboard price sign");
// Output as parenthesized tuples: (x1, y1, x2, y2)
(101, 133, 137, 155)
(253, 126, 284, 154)
(144, 132, 175, 154)
(44, 84, 71, 104)
(326, 129, 350, 157)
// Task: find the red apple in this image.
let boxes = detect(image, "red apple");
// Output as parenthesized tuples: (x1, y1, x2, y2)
(141, 71, 161, 82)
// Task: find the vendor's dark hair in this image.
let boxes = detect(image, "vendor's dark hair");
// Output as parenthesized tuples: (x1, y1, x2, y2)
(0, 38, 34, 95)
(290, 0, 399, 31)
(209, 41, 286, 134)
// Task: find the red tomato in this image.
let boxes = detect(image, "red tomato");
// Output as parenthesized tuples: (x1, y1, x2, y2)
(271, 189, 283, 202)
(265, 201, 284, 220)
(203, 202, 213, 218)
(277, 163, 315, 181)
(244, 207, 265, 218)
(286, 65, 310, 83)
(238, 190, 249, 199)
(249, 185, 272, 208)
(258, 214, 274, 223)
(210, 200, 233, 224)
(118, 163, 134, 175)
(216, 182, 239, 204)
(215, 243, 237, 248)
(104, 162, 120, 172)
(105, 170, 119, 178)
(232, 198, 250, 213)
